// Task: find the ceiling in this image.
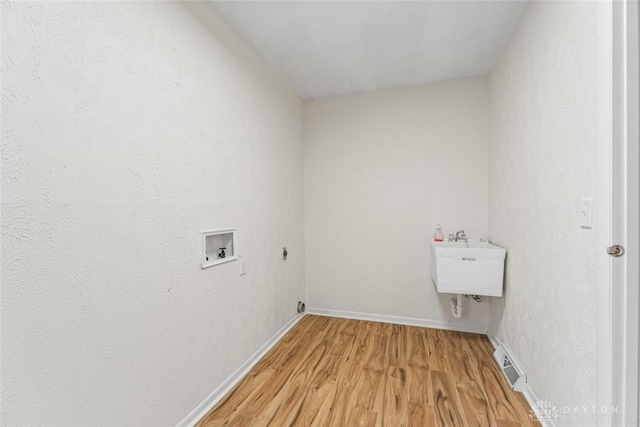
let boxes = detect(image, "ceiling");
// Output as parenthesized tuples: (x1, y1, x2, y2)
(213, 1, 530, 100)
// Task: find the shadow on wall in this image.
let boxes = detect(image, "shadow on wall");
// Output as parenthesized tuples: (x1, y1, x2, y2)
(180, 2, 265, 75)
(490, 251, 509, 334)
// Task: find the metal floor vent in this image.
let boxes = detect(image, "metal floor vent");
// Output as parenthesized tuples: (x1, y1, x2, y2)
(493, 344, 527, 392)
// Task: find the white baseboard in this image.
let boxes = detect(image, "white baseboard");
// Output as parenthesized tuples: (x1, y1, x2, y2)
(178, 311, 541, 427)
(486, 328, 555, 427)
(306, 307, 489, 334)
(176, 313, 305, 427)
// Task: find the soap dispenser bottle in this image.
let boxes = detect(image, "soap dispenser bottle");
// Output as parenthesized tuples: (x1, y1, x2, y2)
(433, 224, 443, 242)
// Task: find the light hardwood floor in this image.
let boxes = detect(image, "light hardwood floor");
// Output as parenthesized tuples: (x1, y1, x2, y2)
(196, 315, 540, 427)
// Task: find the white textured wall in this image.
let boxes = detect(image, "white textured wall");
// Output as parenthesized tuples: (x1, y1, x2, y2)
(1, 2, 304, 425)
(304, 78, 490, 327)
(488, 0, 597, 415)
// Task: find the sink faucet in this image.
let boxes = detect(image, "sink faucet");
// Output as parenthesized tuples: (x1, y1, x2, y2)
(454, 230, 467, 242)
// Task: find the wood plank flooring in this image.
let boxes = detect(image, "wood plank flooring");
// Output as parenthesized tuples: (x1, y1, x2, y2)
(196, 315, 540, 427)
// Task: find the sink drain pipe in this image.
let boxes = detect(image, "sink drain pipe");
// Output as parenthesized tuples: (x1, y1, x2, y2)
(449, 294, 463, 318)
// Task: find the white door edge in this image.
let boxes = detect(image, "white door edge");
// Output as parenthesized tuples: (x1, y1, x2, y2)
(597, 1, 640, 425)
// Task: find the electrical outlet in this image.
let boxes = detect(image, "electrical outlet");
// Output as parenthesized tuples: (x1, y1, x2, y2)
(240, 257, 247, 275)
(283, 247, 288, 261)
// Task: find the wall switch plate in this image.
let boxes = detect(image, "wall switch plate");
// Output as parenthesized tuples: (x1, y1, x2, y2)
(580, 198, 593, 229)
(240, 257, 247, 275)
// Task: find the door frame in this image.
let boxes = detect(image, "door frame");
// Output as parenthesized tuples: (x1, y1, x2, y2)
(597, 0, 639, 425)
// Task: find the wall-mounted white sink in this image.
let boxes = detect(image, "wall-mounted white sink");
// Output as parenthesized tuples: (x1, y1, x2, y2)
(430, 240, 506, 297)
